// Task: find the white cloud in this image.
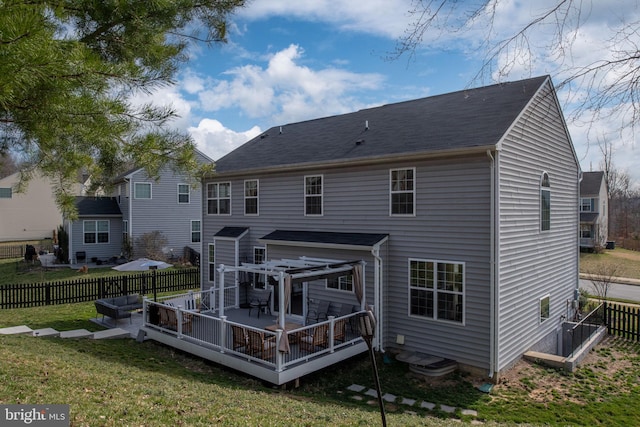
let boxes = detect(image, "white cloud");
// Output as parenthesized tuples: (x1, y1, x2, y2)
(194, 44, 385, 124)
(188, 119, 261, 161)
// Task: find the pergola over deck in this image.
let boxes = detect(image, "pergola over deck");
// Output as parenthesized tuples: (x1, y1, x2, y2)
(141, 257, 370, 385)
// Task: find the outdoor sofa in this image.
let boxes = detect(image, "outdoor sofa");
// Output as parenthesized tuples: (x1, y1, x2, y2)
(95, 294, 142, 325)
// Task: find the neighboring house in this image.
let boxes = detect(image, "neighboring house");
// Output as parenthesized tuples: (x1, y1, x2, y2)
(0, 171, 82, 242)
(65, 196, 123, 264)
(199, 75, 581, 379)
(579, 171, 608, 249)
(110, 149, 212, 261)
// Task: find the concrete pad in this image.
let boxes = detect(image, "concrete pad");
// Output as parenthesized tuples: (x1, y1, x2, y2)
(0, 325, 33, 335)
(92, 328, 130, 339)
(59, 329, 93, 339)
(32, 328, 60, 337)
(347, 384, 366, 393)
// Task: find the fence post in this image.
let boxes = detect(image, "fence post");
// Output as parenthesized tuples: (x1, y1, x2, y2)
(45, 282, 51, 306)
(99, 277, 105, 299)
(123, 275, 128, 295)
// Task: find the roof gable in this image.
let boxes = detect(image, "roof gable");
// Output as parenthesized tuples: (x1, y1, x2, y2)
(215, 76, 549, 173)
(581, 171, 605, 195)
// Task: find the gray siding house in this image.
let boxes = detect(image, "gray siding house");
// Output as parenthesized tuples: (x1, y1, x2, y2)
(65, 197, 123, 264)
(580, 171, 608, 249)
(112, 149, 212, 261)
(201, 75, 581, 378)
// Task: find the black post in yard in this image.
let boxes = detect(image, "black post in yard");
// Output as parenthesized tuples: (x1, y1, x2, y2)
(150, 266, 158, 301)
(359, 310, 386, 427)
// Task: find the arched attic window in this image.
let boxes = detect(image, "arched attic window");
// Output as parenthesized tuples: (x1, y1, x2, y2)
(540, 172, 551, 231)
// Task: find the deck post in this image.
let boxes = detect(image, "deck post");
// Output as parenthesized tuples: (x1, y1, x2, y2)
(177, 305, 183, 337)
(328, 316, 336, 353)
(220, 315, 227, 353)
(218, 264, 225, 318)
(275, 329, 284, 372)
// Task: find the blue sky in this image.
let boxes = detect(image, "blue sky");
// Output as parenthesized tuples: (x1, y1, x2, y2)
(135, 0, 640, 182)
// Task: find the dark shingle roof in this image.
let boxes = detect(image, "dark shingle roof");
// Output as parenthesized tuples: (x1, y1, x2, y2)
(580, 212, 599, 224)
(260, 230, 388, 248)
(215, 76, 549, 173)
(75, 197, 121, 217)
(214, 227, 249, 238)
(581, 171, 605, 195)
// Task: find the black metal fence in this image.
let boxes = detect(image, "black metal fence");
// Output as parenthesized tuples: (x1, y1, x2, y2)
(0, 268, 200, 309)
(607, 302, 640, 342)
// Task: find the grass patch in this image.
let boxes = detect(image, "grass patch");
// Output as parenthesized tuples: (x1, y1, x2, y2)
(1, 302, 640, 426)
(580, 248, 640, 280)
(0, 258, 134, 286)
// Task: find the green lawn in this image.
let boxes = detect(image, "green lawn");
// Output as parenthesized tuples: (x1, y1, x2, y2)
(580, 248, 640, 280)
(1, 302, 640, 426)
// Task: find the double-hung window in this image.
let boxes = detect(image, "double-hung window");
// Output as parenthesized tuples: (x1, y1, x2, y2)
(178, 184, 190, 204)
(84, 220, 109, 244)
(409, 259, 464, 323)
(134, 182, 152, 199)
(540, 295, 550, 323)
(304, 175, 322, 216)
(244, 179, 259, 215)
(327, 275, 353, 292)
(191, 220, 201, 243)
(207, 182, 231, 215)
(580, 197, 596, 212)
(390, 168, 415, 215)
(540, 172, 551, 231)
(253, 246, 266, 288)
(208, 244, 215, 282)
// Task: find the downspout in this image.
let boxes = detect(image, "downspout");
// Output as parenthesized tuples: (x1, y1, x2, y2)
(487, 149, 499, 378)
(371, 245, 383, 351)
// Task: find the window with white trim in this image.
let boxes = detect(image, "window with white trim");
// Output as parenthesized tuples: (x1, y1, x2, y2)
(327, 275, 353, 292)
(253, 246, 266, 288)
(409, 259, 464, 323)
(244, 179, 258, 215)
(540, 295, 550, 323)
(207, 182, 231, 215)
(84, 220, 110, 244)
(191, 220, 201, 243)
(540, 172, 551, 231)
(0, 188, 12, 198)
(134, 182, 152, 199)
(390, 168, 415, 215)
(208, 244, 215, 282)
(580, 224, 593, 239)
(178, 184, 190, 204)
(304, 175, 322, 215)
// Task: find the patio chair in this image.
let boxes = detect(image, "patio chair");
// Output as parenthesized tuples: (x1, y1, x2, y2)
(158, 306, 170, 327)
(231, 325, 248, 351)
(300, 323, 329, 352)
(333, 318, 347, 343)
(305, 299, 330, 324)
(165, 307, 192, 333)
(248, 289, 272, 318)
(247, 329, 276, 360)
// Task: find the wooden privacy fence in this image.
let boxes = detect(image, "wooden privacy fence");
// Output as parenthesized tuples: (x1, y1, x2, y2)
(0, 268, 200, 309)
(606, 303, 640, 342)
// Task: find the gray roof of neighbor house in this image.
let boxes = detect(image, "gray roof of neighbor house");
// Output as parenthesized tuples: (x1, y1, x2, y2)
(581, 171, 605, 196)
(213, 75, 550, 174)
(75, 196, 122, 217)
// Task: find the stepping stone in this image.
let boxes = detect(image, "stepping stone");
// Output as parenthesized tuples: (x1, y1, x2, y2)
(420, 401, 436, 410)
(347, 384, 366, 393)
(351, 395, 363, 401)
(440, 404, 456, 413)
(92, 328, 130, 339)
(382, 393, 396, 403)
(32, 328, 60, 337)
(0, 325, 33, 335)
(461, 409, 478, 417)
(59, 329, 93, 339)
(364, 389, 378, 398)
(400, 397, 416, 406)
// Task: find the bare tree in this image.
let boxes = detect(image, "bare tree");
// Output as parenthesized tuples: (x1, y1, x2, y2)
(393, 1, 640, 138)
(135, 231, 169, 261)
(587, 262, 619, 303)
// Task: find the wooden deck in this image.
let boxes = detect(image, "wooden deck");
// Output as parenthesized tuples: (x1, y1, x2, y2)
(140, 293, 367, 385)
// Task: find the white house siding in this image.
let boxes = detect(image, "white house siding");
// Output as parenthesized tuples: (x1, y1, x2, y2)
(201, 154, 493, 370)
(496, 82, 580, 372)
(127, 166, 202, 259)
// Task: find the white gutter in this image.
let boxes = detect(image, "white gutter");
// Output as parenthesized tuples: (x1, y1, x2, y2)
(487, 149, 499, 378)
(371, 244, 383, 351)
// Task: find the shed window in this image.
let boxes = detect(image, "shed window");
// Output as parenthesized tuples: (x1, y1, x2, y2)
(390, 168, 415, 215)
(540, 172, 551, 231)
(84, 220, 109, 244)
(409, 259, 463, 323)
